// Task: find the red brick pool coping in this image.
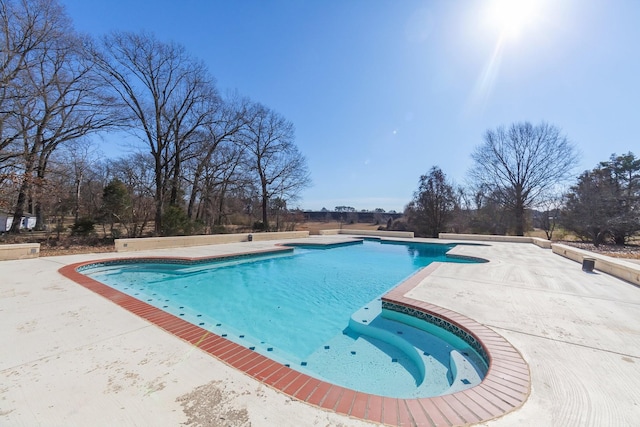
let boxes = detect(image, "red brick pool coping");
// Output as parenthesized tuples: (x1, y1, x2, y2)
(58, 250, 530, 427)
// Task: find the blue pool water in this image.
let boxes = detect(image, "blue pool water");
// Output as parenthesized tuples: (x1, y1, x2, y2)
(82, 240, 487, 397)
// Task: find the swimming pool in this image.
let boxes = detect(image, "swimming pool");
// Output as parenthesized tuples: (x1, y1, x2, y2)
(80, 239, 488, 398)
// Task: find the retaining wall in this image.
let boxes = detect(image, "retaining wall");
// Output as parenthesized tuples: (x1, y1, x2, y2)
(0, 243, 40, 260)
(318, 229, 415, 238)
(438, 233, 551, 249)
(115, 231, 310, 252)
(552, 243, 640, 286)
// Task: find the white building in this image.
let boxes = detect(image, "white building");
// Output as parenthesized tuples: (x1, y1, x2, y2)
(0, 212, 37, 232)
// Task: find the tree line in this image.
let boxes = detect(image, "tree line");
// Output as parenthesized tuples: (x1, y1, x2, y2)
(405, 121, 639, 247)
(0, 0, 310, 237)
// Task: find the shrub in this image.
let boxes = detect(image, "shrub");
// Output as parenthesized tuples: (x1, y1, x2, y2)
(388, 219, 409, 231)
(210, 225, 229, 234)
(161, 206, 189, 236)
(252, 221, 266, 231)
(70, 218, 96, 236)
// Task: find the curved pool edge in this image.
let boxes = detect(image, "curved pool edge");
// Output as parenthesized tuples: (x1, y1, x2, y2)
(58, 251, 530, 427)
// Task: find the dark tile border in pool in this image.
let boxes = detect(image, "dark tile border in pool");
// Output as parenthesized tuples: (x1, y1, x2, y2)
(58, 250, 530, 427)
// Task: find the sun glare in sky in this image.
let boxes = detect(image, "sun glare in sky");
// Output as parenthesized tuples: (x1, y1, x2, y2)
(468, 0, 547, 112)
(484, 0, 541, 40)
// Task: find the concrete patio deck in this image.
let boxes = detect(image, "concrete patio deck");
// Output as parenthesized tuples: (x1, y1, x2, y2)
(1, 236, 639, 426)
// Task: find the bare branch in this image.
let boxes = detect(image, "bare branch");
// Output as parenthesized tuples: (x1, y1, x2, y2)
(470, 121, 579, 235)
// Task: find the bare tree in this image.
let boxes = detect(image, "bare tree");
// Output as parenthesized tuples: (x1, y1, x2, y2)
(58, 139, 101, 223)
(1, 0, 66, 156)
(107, 153, 155, 237)
(5, 3, 119, 232)
(197, 142, 247, 228)
(34, 152, 75, 236)
(95, 31, 219, 234)
(470, 121, 579, 236)
(534, 190, 563, 240)
(185, 94, 248, 220)
(239, 103, 310, 230)
(449, 186, 472, 234)
(466, 182, 510, 235)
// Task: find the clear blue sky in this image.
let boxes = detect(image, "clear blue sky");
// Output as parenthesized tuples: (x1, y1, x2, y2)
(61, 0, 640, 212)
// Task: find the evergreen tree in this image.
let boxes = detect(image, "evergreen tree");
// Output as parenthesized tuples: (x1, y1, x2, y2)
(406, 166, 456, 237)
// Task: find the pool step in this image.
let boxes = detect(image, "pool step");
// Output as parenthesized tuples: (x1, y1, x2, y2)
(448, 349, 483, 393)
(348, 300, 426, 385)
(348, 300, 482, 393)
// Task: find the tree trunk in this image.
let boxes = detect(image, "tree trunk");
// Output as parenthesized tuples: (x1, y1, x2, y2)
(170, 148, 181, 206)
(514, 196, 525, 236)
(215, 185, 227, 226)
(514, 208, 524, 236)
(592, 231, 603, 247)
(74, 177, 82, 224)
(261, 194, 268, 230)
(10, 188, 28, 233)
(34, 154, 49, 231)
(154, 158, 164, 235)
(34, 201, 44, 231)
(187, 166, 203, 219)
(613, 234, 625, 246)
(10, 152, 37, 233)
(260, 173, 269, 229)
